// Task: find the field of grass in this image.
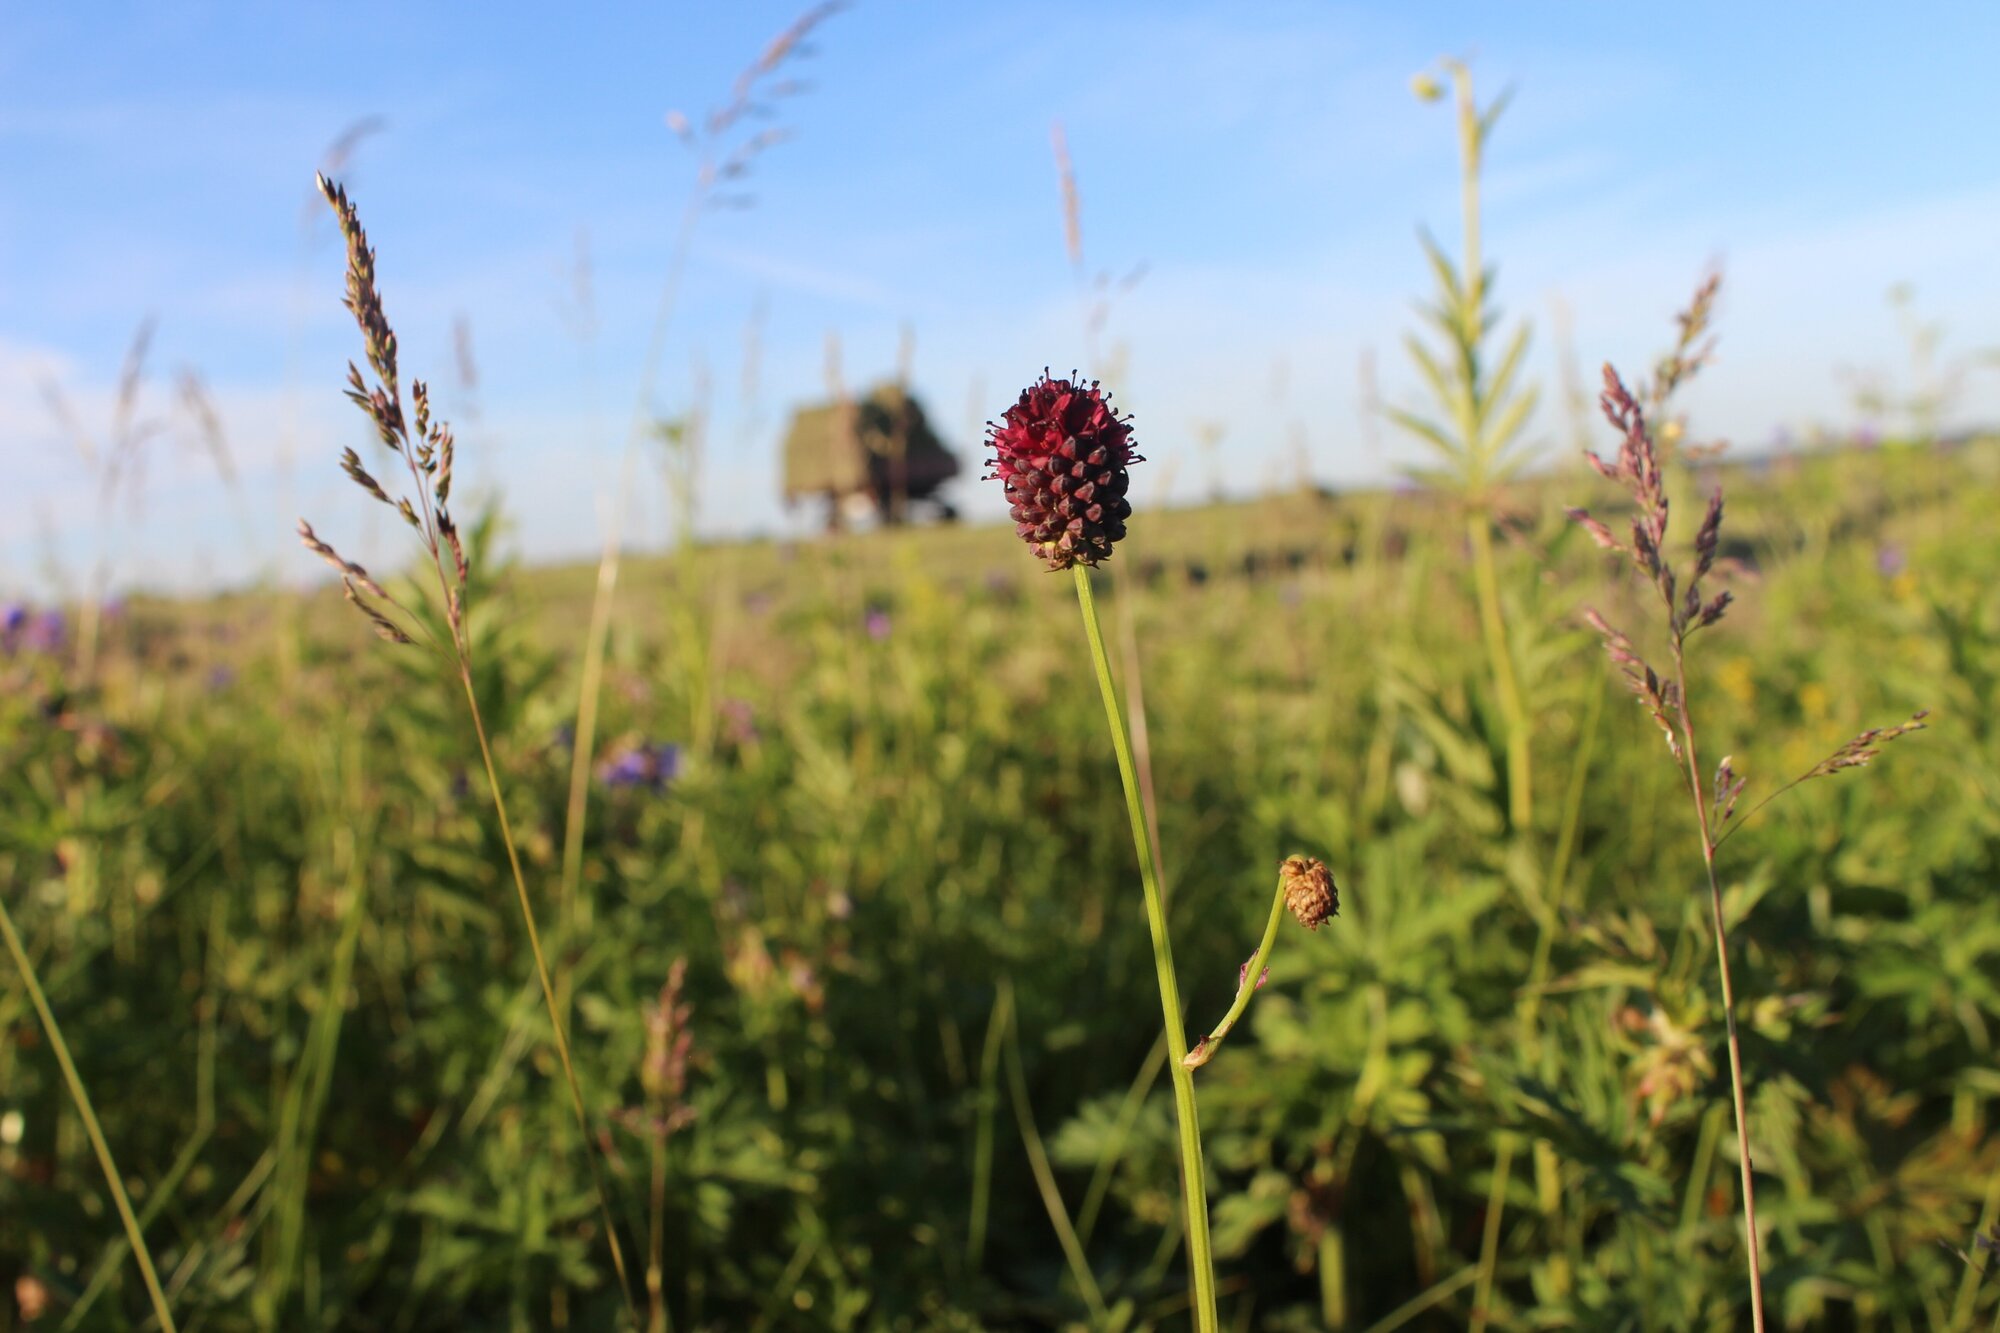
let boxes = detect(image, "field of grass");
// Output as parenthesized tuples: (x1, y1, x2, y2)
(4, 423, 1998, 1329)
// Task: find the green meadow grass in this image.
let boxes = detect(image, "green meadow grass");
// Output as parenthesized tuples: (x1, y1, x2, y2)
(3, 441, 1998, 1330)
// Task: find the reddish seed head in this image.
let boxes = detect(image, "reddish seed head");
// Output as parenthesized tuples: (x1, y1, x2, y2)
(986, 371, 1140, 569)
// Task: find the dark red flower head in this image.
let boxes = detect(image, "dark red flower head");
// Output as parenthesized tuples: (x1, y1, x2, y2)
(986, 372, 1140, 570)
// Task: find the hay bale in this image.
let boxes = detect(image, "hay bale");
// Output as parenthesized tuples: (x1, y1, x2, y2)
(781, 384, 960, 512)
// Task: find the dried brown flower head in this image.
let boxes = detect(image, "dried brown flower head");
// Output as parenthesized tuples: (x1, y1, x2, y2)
(1280, 855, 1338, 930)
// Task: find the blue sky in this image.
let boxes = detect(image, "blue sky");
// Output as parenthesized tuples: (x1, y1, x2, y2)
(5, 2, 2000, 594)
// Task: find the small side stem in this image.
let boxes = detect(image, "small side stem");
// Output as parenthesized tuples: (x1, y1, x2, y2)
(459, 668, 638, 1322)
(1185, 874, 1288, 1069)
(1073, 565, 1218, 1332)
(0, 893, 177, 1332)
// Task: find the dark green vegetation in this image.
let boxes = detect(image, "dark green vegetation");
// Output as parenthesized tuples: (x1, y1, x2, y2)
(3, 440, 1997, 1330)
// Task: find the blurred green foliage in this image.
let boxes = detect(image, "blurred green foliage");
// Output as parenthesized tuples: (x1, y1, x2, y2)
(2, 438, 1997, 1330)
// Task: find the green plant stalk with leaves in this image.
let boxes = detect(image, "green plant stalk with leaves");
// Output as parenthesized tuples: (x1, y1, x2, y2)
(1184, 856, 1333, 1071)
(1400, 60, 1547, 1329)
(1182, 883, 1284, 1071)
(1395, 59, 1537, 833)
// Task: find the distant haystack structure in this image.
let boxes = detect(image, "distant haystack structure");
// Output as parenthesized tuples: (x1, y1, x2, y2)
(781, 384, 961, 530)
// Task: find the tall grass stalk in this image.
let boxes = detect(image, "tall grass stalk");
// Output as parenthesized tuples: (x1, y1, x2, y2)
(60, 895, 221, 1331)
(1471, 275, 1721, 1330)
(1676, 648, 1766, 1331)
(1572, 344, 1927, 1329)
(965, 979, 1011, 1271)
(0, 893, 177, 1331)
(1571, 357, 1765, 1329)
(302, 174, 637, 1319)
(1001, 980, 1111, 1325)
(1071, 564, 1218, 1331)
(465, 641, 639, 1318)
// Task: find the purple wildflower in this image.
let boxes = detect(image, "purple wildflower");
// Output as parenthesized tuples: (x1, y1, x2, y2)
(601, 740, 682, 791)
(24, 611, 65, 654)
(864, 608, 891, 641)
(1876, 544, 1906, 577)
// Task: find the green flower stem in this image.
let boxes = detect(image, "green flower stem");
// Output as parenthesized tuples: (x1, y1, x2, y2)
(0, 892, 177, 1332)
(1072, 564, 1218, 1332)
(1184, 873, 1288, 1070)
